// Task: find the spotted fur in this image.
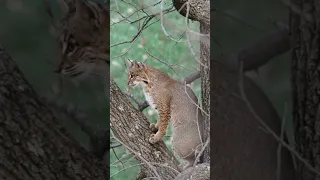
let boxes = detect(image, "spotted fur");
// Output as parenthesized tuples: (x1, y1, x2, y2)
(54, 0, 109, 79)
(127, 60, 203, 170)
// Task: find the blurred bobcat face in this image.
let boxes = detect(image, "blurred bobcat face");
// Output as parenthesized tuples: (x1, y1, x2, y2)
(127, 61, 149, 87)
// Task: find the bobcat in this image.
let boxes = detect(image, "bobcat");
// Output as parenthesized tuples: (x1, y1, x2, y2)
(51, 0, 109, 98)
(127, 60, 203, 170)
(54, 0, 109, 80)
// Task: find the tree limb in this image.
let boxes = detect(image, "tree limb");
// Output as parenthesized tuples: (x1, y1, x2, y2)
(110, 78, 180, 179)
(0, 45, 108, 179)
(174, 163, 210, 180)
(184, 71, 200, 84)
(172, 0, 210, 25)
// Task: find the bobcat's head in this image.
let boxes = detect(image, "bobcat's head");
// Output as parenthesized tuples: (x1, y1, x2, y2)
(127, 61, 149, 87)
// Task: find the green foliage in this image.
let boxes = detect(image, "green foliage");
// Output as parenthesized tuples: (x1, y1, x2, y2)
(110, 1, 201, 179)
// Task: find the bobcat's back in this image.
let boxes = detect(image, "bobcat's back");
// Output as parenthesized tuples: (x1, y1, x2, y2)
(127, 61, 203, 169)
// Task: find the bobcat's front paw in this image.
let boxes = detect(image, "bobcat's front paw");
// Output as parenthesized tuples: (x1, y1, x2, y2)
(149, 123, 158, 133)
(149, 134, 160, 144)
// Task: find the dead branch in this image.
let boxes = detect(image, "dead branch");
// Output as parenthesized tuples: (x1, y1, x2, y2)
(184, 71, 200, 84)
(173, 163, 210, 180)
(124, 91, 149, 111)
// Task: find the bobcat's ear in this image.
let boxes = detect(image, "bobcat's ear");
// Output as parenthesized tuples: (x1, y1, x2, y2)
(125, 58, 133, 68)
(136, 61, 144, 70)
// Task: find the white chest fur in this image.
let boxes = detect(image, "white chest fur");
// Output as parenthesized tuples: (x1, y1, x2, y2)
(143, 89, 157, 109)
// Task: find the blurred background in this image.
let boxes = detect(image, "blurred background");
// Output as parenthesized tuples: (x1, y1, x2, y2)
(110, 0, 201, 179)
(0, 0, 293, 179)
(0, 0, 108, 154)
(213, 1, 293, 147)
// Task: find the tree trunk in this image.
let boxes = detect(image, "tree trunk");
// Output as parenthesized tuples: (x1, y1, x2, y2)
(291, 1, 320, 179)
(110, 79, 180, 180)
(200, 22, 210, 164)
(0, 46, 108, 179)
(172, 0, 211, 165)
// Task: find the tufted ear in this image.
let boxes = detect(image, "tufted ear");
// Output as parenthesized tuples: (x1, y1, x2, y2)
(136, 61, 145, 70)
(125, 58, 133, 68)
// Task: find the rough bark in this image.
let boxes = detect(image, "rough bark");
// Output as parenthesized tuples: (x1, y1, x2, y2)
(0, 46, 108, 179)
(174, 163, 210, 180)
(172, 0, 210, 25)
(200, 22, 210, 163)
(291, 0, 320, 179)
(110, 79, 180, 180)
(172, 0, 211, 166)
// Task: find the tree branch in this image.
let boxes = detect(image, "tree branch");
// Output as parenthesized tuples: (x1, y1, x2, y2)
(0, 45, 108, 179)
(172, 0, 210, 25)
(184, 71, 200, 84)
(174, 163, 210, 180)
(110, 78, 180, 179)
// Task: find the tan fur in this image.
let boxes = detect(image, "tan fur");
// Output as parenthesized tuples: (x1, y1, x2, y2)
(54, 0, 109, 78)
(128, 61, 203, 170)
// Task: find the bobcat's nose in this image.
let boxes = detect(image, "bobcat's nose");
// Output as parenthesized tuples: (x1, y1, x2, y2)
(128, 80, 136, 87)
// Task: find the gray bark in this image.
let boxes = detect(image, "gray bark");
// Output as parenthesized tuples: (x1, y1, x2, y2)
(0, 46, 108, 179)
(172, 0, 210, 166)
(291, 0, 320, 179)
(110, 79, 180, 180)
(172, 0, 210, 25)
(200, 22, 210, 164)
(174, 163, 210, 180)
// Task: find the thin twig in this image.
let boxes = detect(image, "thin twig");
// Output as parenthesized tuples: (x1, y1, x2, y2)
(277, 103, 288, 180)
(238, 62, 320, 177)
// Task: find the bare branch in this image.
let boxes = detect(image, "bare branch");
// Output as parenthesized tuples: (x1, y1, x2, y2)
(183, 71, 200, 84)
(277, 103, 288, 180)
(124, 91, 149, 111)
(173, 163, 210, 180)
